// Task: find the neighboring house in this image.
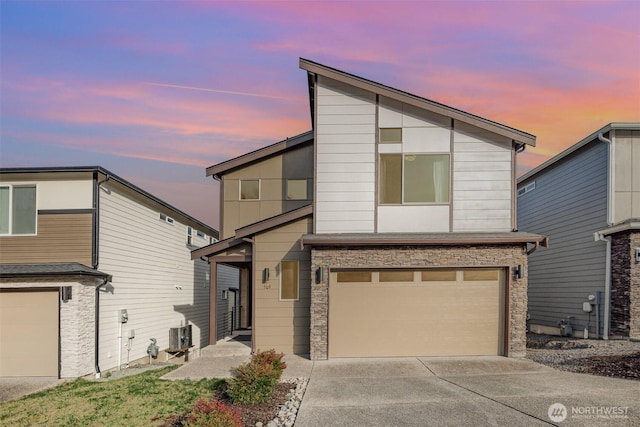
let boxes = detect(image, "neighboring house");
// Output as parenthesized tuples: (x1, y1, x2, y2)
(518, 123, 640, 340)
(193, 58, 547, 360)
(0, 166, 236, 378)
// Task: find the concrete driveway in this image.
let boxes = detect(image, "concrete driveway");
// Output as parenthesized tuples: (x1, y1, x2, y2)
(295, 356, 639, 427)
(0, 377, 62, 403)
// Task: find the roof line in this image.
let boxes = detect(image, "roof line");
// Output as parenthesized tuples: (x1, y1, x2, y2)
(518, 122, 640, 184)
(0, 262, 112, 281)
(299, 58, 536, 147)
(300, 232, 547, 248)
(0, 165, 217, 236)
(206, 130, 314, 178)
(191, 204, 313, 259)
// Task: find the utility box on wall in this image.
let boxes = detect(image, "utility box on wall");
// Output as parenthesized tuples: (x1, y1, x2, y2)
(168, 325, 192, 351)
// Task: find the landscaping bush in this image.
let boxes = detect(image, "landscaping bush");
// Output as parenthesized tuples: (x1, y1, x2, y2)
(226, 349, 286, 405)
(251, 349, 286, 375)
(182, 398, 241, 427)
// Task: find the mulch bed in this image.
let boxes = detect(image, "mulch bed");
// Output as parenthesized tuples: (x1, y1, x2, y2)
(163, 382, 293, 427)
(566, 352, 640, 380)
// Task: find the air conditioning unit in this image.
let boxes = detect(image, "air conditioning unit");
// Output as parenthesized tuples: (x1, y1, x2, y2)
(168, 325, 192, 351)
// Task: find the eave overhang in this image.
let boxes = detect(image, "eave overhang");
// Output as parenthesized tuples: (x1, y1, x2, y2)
(300, 232, 548, 249)
(0, 262, 112, 282)
(206, 131, 314, 178)
(300, 58, 536, 147)
(192, 204, 313, 260)
(597, 219, 640, 237)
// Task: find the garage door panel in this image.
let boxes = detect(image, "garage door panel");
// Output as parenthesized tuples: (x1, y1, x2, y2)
(0, 290, 59, 377)
(329, 270, 504, 357)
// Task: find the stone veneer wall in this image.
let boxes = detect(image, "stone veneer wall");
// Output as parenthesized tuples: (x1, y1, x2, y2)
(610, 231, 640, 339)
(60, 281, 97, 377)
(310, 244, 528, 360)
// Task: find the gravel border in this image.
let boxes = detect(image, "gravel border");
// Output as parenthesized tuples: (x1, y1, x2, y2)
(257, 377, 308, 427)
(526, 334, 640, 373)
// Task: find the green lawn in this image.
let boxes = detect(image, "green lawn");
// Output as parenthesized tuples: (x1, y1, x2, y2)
(0, 366, 223, 427)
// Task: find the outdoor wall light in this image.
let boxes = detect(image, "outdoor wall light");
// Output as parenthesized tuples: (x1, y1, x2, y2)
(60, 286, 72, 302)
(262, 267, 270, 283)
(514, 264, 523, 280)
(315, 267, 324, 284)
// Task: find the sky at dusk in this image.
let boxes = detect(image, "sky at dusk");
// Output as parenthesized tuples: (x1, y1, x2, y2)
(1, 1, 639, 228)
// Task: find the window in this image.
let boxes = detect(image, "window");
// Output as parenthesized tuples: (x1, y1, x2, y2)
(187, 227, 193, 245)
(196, 230, 205, 238)
(240, 180, 260, 200)
(379, 128, 402, 143)
(379, 270, 414, 282)
(159, 213, 174, 224)
(379, 154, 450, 204)
(517, 181, 536, 197)
(286, 179, 307, 200)
(463, 269, 500, 281)
(280, 260, 299, 300)
(421, 270, 457, 282)
(336, 271, 372, 283)
(0, 185, 36, 235)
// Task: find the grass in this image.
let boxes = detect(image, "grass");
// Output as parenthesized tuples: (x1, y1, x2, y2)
(0, 366, 223, 427)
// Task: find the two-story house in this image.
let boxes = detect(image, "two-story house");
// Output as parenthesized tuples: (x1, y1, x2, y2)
(0, 166, 236, 378)
(193, 59, 547, 360)
(518, 123, 640, 340)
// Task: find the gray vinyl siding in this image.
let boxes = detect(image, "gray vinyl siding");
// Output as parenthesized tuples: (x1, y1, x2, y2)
(518, 140, 609, 335)
(216, 264, 240, 341)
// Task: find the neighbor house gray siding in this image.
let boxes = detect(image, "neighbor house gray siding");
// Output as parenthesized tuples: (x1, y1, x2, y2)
(216, 264, 240, 341)
(518, 140, 609, 335)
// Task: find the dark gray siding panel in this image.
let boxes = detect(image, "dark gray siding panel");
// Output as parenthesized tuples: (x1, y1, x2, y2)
(518, 140, 608, 335)
(216, 264, 240, 341)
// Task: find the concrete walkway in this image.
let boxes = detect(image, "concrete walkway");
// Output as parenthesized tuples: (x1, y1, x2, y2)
(296, 356, 640, 427)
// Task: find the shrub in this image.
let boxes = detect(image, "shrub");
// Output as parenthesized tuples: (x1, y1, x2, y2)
(226, 349, 286, 405)
(182, 398, 241, 427)
(251, 349, 286, 378)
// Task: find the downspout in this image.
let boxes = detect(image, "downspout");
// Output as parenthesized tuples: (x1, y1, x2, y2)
(596, 131, 613, 340)
(93, 173, 111, 269)
(95, 277, 110, 378)
(93, 172, 111, 377)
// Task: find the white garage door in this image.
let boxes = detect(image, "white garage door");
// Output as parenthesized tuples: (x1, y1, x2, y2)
(329, 269, 505, 357)
(0, 290, 59, 377)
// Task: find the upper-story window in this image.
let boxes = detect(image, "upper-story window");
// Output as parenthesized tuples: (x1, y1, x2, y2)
(379, 128, 402, 143)
(0, 185, 37, 235)
(240, 179, 260, 200)
(286, 179, 307, 200)
(380, 154, 450, 204)
(517, 181, 535, 197)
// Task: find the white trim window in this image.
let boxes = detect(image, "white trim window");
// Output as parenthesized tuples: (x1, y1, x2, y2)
(0, 184, 37, 235)
(240, 179, 260, 200)
(279, 260, 299, 301)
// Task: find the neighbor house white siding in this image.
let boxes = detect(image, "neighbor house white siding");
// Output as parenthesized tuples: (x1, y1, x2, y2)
(97, 184, 210, 371)
(315, 76, 376, 233)
(453, 122, 513, 232)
